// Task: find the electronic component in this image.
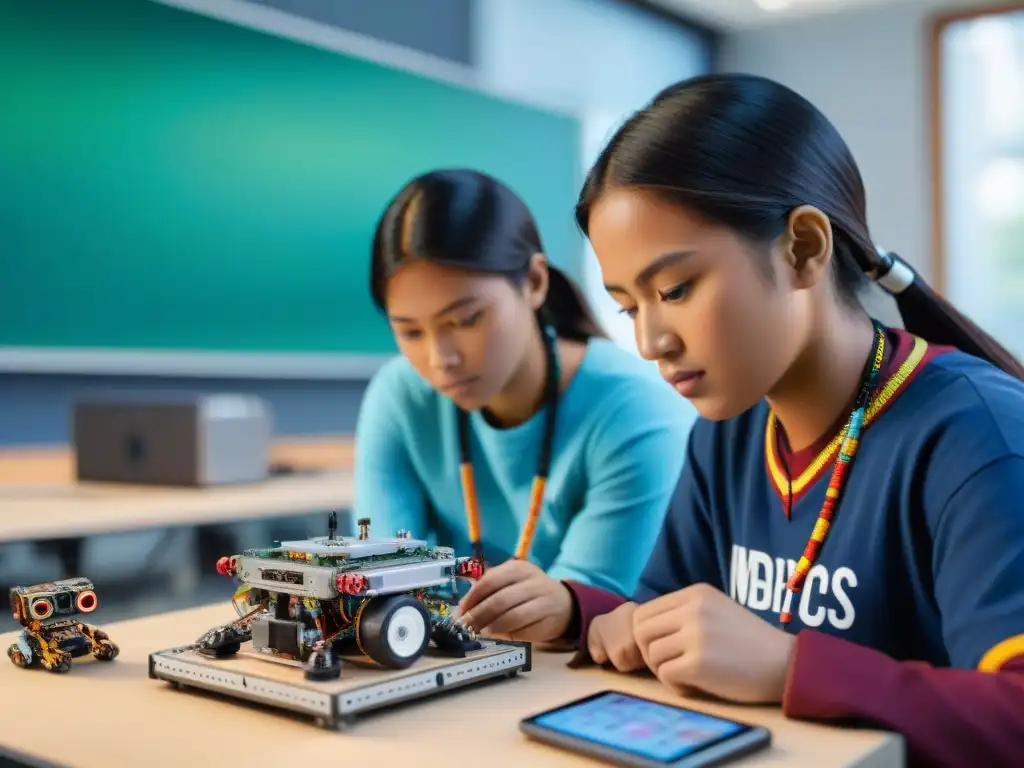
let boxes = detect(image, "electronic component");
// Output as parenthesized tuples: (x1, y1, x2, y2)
(149, 513, 527, 728)
(198, 512, 487, 681)
(520, 690, 771, 767)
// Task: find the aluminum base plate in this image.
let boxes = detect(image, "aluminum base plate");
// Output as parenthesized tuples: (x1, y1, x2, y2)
(148, 639, 531, 729)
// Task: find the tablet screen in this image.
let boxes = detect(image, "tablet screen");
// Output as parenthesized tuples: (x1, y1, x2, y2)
(531, 692, 748, 763)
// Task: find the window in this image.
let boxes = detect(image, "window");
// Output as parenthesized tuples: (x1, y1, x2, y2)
(934, 8, 1024, 358)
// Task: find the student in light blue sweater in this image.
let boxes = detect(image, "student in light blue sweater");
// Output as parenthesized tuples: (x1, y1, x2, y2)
(354, 169, 694, 642)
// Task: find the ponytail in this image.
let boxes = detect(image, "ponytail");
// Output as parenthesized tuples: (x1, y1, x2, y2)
(540, 265, 607, 343)
(866, 249, 1024, 380)
(825, 219, 1023, 380)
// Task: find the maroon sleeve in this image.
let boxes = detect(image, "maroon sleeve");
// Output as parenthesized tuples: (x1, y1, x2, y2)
(561, 580, 626, 667)
(783, 630, 1024, 767)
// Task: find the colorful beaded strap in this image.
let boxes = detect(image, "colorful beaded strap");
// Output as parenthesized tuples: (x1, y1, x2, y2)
(779, 322, 886, 626)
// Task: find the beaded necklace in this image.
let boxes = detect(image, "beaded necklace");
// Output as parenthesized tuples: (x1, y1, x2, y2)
(457, 326, 561, 564)
(779, 322, 886, 627)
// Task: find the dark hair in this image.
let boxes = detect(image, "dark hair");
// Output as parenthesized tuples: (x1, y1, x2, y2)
(576, 73, 1024, 380)
(371, 168, 604, 343)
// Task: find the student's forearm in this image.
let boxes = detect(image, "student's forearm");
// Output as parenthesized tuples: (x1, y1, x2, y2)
(784, 630, 1024, 767)
(561, 580, 627, 665)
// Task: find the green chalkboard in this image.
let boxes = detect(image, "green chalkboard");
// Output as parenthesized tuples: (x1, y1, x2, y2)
(0, 0, 581, 355)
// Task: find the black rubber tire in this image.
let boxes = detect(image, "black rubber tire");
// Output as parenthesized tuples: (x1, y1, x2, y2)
(304, 648, 342, 681)
(305, 664, 342, 682)
(358, 595, 431, 669)
(8, 643, 29, 669)
(94, 641, 119, 662)
(197, 627, 242, 658)
(199, 641, 240, 658)
(49, 653, 72, 673)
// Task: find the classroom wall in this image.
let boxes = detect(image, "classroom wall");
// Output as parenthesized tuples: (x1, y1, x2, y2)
(0, 0, 713, 448)
(474, 0, 714, 355)
(245, 0, 474, 64)
(719, 0, 964, 284)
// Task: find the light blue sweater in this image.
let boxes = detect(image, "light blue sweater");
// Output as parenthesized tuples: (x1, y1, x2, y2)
(352, 338, 695, 598)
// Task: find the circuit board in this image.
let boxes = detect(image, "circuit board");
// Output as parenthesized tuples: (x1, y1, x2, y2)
(148, 638, 531, 729)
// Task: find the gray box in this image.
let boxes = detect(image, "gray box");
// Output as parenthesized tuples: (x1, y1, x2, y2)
(72, 394, 272, 487)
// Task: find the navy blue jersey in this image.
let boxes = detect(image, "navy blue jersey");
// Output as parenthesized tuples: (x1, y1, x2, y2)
(635, 328, 1024, 671)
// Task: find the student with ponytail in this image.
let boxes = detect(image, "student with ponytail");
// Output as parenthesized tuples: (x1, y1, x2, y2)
(466, 76, 1024, 765)
(353, 169, 691, 639)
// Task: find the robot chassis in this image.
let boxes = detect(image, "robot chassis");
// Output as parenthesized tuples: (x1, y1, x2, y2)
(7, 577, 119, 673)
(195, 513, 487, 681)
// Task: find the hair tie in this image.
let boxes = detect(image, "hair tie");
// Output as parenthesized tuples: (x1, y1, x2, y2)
(869, 247, 914, 295)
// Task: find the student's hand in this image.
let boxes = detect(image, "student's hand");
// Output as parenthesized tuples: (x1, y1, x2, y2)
(456, 559, 573, 642)
(587, 601, 645, 672)
(632, 584, 796, 704)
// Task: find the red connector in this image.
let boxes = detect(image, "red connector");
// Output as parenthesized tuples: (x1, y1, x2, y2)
(457, 557, 485, 580)
(336, 573, 367, 595)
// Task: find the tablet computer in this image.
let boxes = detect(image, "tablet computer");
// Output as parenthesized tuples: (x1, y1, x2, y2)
(520, 690, 771, 768)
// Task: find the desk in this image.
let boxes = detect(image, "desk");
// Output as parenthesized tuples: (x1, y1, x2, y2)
(0, 470, 353, 543)
(0, 437, 354, 484)
(0, 438, 354, 543)
(0, 604, 904, 768)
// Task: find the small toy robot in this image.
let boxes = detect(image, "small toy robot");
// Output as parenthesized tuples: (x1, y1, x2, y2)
(7, 577, 119, 673)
